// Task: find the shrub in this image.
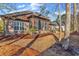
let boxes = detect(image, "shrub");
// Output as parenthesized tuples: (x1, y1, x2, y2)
(29, 27, 36, 34)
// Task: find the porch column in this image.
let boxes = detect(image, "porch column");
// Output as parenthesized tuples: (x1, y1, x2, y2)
(31, 15, 35, 28)
(4, 19, 8, 35)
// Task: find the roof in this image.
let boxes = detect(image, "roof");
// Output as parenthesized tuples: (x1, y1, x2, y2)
(50, 21, 65, 26)
(0, 11, 50, 21)
(0, 11, 32, 16)
(49, 21, 58, 26)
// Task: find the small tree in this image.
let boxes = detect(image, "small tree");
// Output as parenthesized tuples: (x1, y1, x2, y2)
(39, 4, 50, 17)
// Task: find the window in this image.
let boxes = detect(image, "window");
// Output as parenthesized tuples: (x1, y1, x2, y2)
(38, 20, 41, 30)
(45, 22, 47, 30)
(16, 21, 19, 25)
(41, 21, 44, 29)
(12, 20, 27, 34)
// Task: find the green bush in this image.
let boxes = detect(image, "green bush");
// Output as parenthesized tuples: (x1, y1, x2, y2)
(0, 24, 4, 33)
(29, 27, 36, 33)
(0, 19, 4, 33)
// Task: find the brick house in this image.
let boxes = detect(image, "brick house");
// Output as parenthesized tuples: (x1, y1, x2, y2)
(0, 11, 51, 35)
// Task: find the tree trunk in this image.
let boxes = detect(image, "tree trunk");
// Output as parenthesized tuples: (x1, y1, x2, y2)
(65, 3, 71, 39)
(62, 3, 71, 50)
(73, 3, 78, 32)
(58, 4, 62, 41)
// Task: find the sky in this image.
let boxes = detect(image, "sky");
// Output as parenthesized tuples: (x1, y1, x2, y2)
(0, 3, 74, 21)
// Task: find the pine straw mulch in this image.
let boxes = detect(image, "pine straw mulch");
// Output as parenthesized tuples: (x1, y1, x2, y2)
(30, 34, 56, 52)
(0, 45, 21, 56)
(20, 48, 40, 56)
(0, 34, 34, 56)
(0, 32, 64, 56)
